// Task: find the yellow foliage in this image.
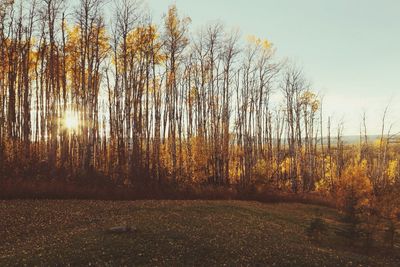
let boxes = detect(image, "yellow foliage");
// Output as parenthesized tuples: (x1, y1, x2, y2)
(114, 25, 164, 71)
(164, 5, 190, 47)
(253, 159, 267, 178)
(160, 141, 173, 175)
(190, 136, 210, 182)
(301, 90, 319, 112)
(387, 159, 398, 185)
(246, 35, 272, 50)
(314, 156, 337, 192)
(64, 23, 109, 91)
(166, 5, 179, 33)
(336, 160, 373, 209)
(279, 157, 288, 174)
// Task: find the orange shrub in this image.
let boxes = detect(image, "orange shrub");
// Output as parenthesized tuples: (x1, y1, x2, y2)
(336, 160, 373, 214)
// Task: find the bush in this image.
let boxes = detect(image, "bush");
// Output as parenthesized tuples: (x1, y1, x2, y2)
(334, 161, 376, 246)
(336, 161, 373, 212)
(306, 210, 327, 241)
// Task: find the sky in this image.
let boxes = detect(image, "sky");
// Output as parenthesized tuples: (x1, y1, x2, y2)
(142, 0, 400, 135)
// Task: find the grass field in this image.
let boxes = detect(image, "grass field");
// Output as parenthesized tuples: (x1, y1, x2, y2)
(0, 200, 399, 266)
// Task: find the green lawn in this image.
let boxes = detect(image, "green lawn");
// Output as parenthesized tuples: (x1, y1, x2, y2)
(0, 200, 399, 266)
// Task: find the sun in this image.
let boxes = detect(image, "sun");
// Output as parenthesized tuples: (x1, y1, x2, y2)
(64, 111, 79, 130)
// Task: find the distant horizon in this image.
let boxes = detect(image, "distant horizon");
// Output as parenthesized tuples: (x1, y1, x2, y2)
(143, 0, 400, 136)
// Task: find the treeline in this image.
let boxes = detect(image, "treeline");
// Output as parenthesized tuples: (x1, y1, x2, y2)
(0, 0, 400, 213)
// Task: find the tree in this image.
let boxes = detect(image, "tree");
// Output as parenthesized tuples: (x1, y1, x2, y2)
(162, 5, 190, 183)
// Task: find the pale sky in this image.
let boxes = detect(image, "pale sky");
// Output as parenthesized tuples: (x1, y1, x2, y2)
(143, 0, 400, 135)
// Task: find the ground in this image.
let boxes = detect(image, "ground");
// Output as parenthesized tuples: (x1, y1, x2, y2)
(0, 200, 399, 266)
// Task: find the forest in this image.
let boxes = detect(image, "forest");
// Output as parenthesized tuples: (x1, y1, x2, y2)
(0, 0, 400, 242)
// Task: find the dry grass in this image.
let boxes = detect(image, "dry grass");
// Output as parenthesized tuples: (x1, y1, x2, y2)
(0, 200, 399, 266)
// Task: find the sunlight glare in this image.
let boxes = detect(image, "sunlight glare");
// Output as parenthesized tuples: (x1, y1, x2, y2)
(64, 111, 79, 131)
